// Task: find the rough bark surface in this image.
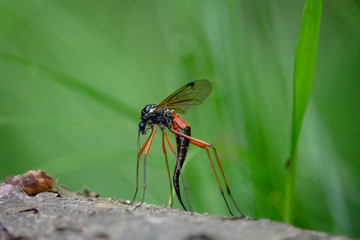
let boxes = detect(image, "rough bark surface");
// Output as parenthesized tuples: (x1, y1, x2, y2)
(0, 183, 352, 240)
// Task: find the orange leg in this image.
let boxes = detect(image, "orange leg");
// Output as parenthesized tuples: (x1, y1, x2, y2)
(162, 129, 173, 207)
(131, 130, 152, 204)
(169, 129, 245, 217)
(132, 127, 156, 208)
(164, 130, 176, 156)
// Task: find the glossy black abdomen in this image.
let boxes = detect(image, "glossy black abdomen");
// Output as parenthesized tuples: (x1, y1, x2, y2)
(173, 126, 191, 210)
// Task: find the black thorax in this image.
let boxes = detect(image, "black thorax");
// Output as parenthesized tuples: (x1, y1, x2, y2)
(138, 104, 173, 134)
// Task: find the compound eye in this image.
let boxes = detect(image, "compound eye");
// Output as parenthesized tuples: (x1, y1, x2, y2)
(141, 105, 150, 115)
(146, 105, 153, 112)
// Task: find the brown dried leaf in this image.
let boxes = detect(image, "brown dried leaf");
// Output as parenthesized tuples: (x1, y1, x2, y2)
(5, 170, 54, 195)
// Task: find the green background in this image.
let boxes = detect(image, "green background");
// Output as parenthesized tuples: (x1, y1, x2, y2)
(0, 0, 359, 238)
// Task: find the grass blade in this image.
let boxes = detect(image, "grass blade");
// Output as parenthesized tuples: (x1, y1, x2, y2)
(283, 0, 322, 222)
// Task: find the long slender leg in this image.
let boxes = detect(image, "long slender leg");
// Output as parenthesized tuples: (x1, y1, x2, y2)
(191, 141, 233, 216)
(135, 127, 156, 209)
(212, 148, 245, 217)
(169, 129, 245, 217)
(164, 131, 176, 155)
(162, 129, 173, 207)
(131, 131, 152, 204)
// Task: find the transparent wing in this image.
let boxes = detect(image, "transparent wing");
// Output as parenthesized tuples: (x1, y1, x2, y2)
(157, 79, 213, 114)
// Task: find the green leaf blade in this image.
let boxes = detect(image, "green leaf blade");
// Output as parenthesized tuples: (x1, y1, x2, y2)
(284, 0, 322, 223)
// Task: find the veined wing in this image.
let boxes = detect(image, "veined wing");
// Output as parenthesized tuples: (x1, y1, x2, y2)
(157, 79, 212, 114)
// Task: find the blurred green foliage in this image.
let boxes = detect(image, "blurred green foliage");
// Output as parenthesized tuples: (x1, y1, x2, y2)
(0, 0, 359, 238)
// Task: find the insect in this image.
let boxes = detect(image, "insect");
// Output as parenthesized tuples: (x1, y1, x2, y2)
(131, 79, 245, 217)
